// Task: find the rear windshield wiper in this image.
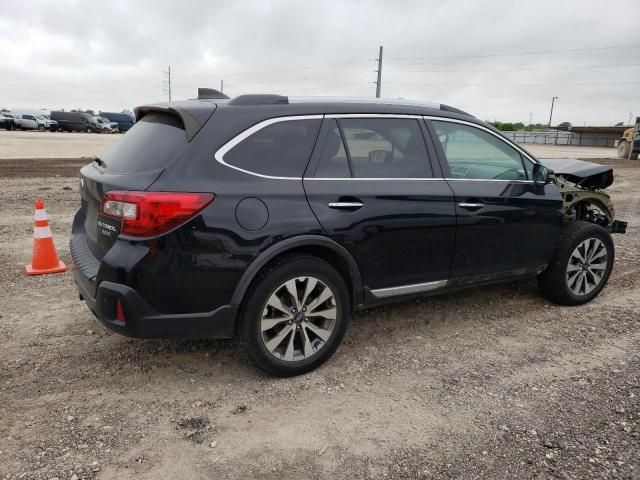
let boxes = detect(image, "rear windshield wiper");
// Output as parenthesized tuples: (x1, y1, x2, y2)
(94, 157, 107, 168)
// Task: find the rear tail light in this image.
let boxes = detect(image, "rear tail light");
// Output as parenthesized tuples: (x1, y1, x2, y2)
(101, 191, 214, 237)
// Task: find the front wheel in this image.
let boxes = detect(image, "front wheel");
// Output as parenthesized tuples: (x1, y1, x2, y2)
(538, 222, 614, 305)
(617, 140, 630, 159)
(239, 254, 350, 376)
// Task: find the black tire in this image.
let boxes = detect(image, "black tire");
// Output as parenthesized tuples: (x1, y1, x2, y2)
(537, 221, 614, 306)
(631, 152, 639, 161)
(617, 140, 630, 159)
(239, 254, 350, 377)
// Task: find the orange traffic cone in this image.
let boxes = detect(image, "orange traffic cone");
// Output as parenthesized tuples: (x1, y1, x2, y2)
(25, 199, 67, 275)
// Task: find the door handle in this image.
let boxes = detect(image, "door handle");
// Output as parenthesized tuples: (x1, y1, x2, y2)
(328, 201, 364, 210)
(458, 202, 485, 210)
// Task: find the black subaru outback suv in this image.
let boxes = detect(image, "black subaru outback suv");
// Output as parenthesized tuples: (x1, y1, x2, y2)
(71, 90, 625, 376)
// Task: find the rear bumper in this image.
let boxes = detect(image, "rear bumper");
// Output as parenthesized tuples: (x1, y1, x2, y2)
(74, 269, 237, 339)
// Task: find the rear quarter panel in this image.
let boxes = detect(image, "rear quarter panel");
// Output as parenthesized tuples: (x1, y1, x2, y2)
(137, 115, 324, 314)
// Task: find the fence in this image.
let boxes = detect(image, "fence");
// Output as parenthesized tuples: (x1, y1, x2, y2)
(501, 131, 619, 147)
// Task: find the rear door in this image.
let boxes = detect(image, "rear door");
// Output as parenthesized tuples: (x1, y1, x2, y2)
(426, 117, 563, 281)
(304, 115, 456, 297)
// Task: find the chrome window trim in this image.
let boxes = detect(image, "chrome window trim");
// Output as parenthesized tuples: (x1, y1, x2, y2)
(444, 178, 534, 184)
(371, 279, 448, 298)
(214, 114, 323, 180)
(213, 113, 539, 182)
(423, 115, 539, 166)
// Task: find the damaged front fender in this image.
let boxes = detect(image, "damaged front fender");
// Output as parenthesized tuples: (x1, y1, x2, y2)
(539, 158, 626, 233)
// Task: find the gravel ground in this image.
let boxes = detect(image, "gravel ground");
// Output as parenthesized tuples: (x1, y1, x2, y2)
(0, 156, 638, 480)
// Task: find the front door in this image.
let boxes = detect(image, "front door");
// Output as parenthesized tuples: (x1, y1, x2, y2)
(304, 115, 457, 297)
(427, 118, 564, 282)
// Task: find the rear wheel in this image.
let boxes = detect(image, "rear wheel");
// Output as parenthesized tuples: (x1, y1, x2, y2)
(239, 254, 350, 376)
(537, 221, 614, 305)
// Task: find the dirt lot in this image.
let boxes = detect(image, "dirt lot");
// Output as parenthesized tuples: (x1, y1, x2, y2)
(0, 155, 639, 480)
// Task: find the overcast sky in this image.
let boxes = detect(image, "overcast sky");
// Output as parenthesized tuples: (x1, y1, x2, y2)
(1, 0, 638, 125)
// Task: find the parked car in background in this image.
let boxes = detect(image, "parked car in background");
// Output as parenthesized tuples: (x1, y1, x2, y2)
(14, 113, 39, 130)
(35, 114, 58, 132)
(91, 116, 118, 133)
(0, 112, 16, 130)
(98, 116, 119, 132)
(86, 115, 108, 133)
(99, 112, 135, 132)
(50, 111, 93, 132)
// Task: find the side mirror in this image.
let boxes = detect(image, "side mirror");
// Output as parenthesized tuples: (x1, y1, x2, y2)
(532, 163, 553, 184)
(368, 149, 392, 165)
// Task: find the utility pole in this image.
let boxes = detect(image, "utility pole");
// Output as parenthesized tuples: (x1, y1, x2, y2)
(529, 112, 532, 126)
(548, 96, 558, 128)
(629, 112, 633, 126)
(163, 66, 172, 102)
(220, 79, 224, 94)
(375, 45, 383, 98)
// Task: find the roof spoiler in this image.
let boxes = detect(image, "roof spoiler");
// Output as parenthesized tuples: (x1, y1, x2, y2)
(133, 102, 217, 142)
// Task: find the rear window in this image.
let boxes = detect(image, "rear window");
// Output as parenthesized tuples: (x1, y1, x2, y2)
(100, 113, 187, 174)
(224, 118, 321, 177)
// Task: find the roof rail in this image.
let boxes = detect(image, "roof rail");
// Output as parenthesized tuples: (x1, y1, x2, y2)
(289, 96, 440, 109)
(197, 88, 229, 100)
(440, 104, 474, 117)
(228, 94, 289, 106)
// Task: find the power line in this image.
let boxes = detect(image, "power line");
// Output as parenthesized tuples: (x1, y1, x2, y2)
(384, 81, 640, 86)
(386, 62, 640, 74)
(171, 60, 369, 80)
(388, 43, 640, 61)
(226, 70, 371, 88)
(559, 101, 633, 110)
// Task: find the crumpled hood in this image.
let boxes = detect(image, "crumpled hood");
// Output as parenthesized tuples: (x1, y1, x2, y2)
(539, 158, 614, 189)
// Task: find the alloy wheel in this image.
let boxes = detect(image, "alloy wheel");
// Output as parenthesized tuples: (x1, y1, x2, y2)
(260, 276, 337, 362)
(566, 238, 608, 296)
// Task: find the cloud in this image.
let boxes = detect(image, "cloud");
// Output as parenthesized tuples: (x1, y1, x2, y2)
(0, 0, 638, 124)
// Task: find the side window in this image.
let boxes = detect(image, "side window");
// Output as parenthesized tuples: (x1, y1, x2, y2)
(432, 121, 529, 181)
(339, 118, 432, 178)
(314, 119, 350, 178)
(224, 119, 321, 177)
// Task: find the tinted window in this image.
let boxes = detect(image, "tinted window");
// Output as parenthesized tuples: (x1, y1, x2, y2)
(225, 119, 321, 177)
(315, 119, 350, 178)
(339, 118, 432, 178)
(100, 113, 188, 174)
(432, 121, 529, 181)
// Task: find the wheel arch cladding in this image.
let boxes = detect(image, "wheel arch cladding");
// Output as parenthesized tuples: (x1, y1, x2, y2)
(230, 235, 363, 310)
